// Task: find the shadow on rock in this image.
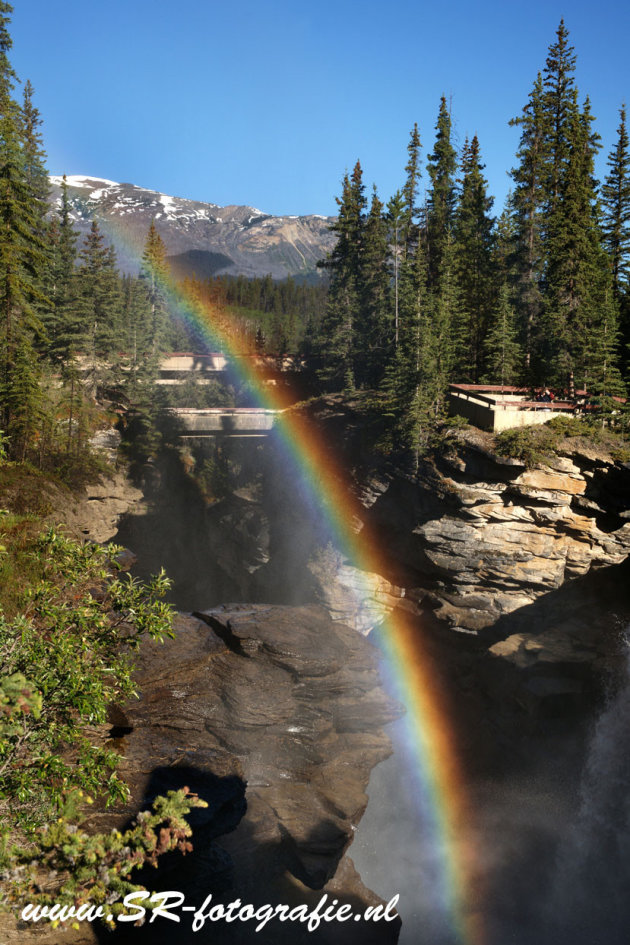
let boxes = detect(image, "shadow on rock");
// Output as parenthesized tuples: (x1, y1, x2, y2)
(94, 814, 401, 945)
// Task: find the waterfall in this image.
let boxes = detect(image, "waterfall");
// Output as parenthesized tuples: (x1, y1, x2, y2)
(547, 637, 630, 945)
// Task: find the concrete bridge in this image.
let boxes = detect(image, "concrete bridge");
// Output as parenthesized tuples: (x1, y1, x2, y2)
(168, 407, 281, 437)
(73, 352, 305, 386)
(157, 353, 305, 385)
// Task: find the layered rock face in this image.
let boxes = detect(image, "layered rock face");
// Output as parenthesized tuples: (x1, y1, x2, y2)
(351, 432, 630, 724)
(93, 604, 402, 944)
(401, 444, 630, 633)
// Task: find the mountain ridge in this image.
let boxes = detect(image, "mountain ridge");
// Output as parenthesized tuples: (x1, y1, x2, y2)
(48, 175, 336, 281)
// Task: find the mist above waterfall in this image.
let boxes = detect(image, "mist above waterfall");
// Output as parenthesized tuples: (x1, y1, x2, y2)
(112, 428, 630, 945)
(543, 637, 630, 945)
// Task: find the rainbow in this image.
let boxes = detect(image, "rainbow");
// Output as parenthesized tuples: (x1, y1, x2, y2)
(107, 221, 486, 943)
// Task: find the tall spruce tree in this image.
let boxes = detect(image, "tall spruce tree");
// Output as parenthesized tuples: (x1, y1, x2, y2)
(423, 96, 458, 409)
(602, 104, 630, 300)
(21, 81, 49, 241)
(452, 135, 495, 381)
(426, 96, 457, 288)
(0, 2, 47, 447)
(542, 19, 577, 213)
(397, 124, 425, 353)
(47, 175, 79, 358)
(402, 123, 422, 258)
(140, 220, 170, 354)
(359, 186, 390, 387)
(509, 73, 547, 372)
(541, 96, 616, 389)
(317, 161, 366, 390)
(75, 220, 122, 374)
(386, 189, 405, 351)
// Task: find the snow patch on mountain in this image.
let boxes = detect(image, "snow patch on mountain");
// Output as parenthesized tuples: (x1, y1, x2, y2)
(47, 174, 336, 280)
(50, 175, 119, 190)
(159, 194, 176, 215)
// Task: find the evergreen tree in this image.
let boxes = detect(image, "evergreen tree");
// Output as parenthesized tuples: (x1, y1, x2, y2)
(494, 192, 519, 289)
(3, 334, 42, 459)
(541, 96, 613, 388)
(139, 220, 170, 353)
(47, 175, 79, 358)
(75, 220, 122, 378)
(317, 161, 366, 390)
(426, 96, 457, 288)
(359, 186, 390, 386)
(397, 124, 426, 358)
(399, 234, 438, 460)
(602, 104, 630, 300)
(583, 285, 625, 397)
(402, 123, 422, 257)
(386, 189, 405, 350)
(509, 73, 547, 371)
(482, 283, 522, 386)
(0, 2, 48, 446)
(542, 19, 577, 213)
(452, 135, 495, 381)
(20, 81, 49, 240)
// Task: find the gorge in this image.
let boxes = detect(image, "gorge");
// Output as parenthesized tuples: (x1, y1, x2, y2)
(75, 399, 630, 943)
(7, 400, 630, 945)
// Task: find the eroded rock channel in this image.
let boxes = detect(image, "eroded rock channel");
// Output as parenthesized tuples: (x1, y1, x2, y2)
(58, 402, 630, 944)
(89, 605, 402, 945)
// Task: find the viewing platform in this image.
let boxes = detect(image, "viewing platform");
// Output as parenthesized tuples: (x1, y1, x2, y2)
(448, 384, 582, 432)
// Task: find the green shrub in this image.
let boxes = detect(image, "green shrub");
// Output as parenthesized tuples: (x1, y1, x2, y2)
(0, 529, 203, 918)
(494, 425, 560, 466)
(544, 415, 598, 438)
(0, 530, 175, 826)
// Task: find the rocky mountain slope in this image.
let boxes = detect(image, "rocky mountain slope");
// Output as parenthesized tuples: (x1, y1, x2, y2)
(48, 175, 335, 281)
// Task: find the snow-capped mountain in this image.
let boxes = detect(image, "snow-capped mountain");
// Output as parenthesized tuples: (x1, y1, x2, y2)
(48, 176, 335, 281)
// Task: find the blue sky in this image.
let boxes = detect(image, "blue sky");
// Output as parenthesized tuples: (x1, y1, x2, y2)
(11, 0, 630, 217)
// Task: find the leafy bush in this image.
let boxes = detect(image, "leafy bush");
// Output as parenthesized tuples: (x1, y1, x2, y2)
(495, 414, 630, 466)
(2, 787, 206, 923)
(544, 415, 598, 438)
(0, 528, 203, 917)
(494, 425, 560, 466)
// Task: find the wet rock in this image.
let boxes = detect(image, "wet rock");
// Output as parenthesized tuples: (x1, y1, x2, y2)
(79, 605, 403, 944)
(307, 556, 405, 634)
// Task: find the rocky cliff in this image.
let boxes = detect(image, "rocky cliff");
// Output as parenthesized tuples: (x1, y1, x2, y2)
(362, 436, 630, 631)
(84, 604, 402, 945)
(291, 399, 630, 735)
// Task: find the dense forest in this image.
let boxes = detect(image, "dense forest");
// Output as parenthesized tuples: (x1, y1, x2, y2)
(1, 9, 630, 469)
(315, 21, 630, 451)
(178, 272, 327, 358)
